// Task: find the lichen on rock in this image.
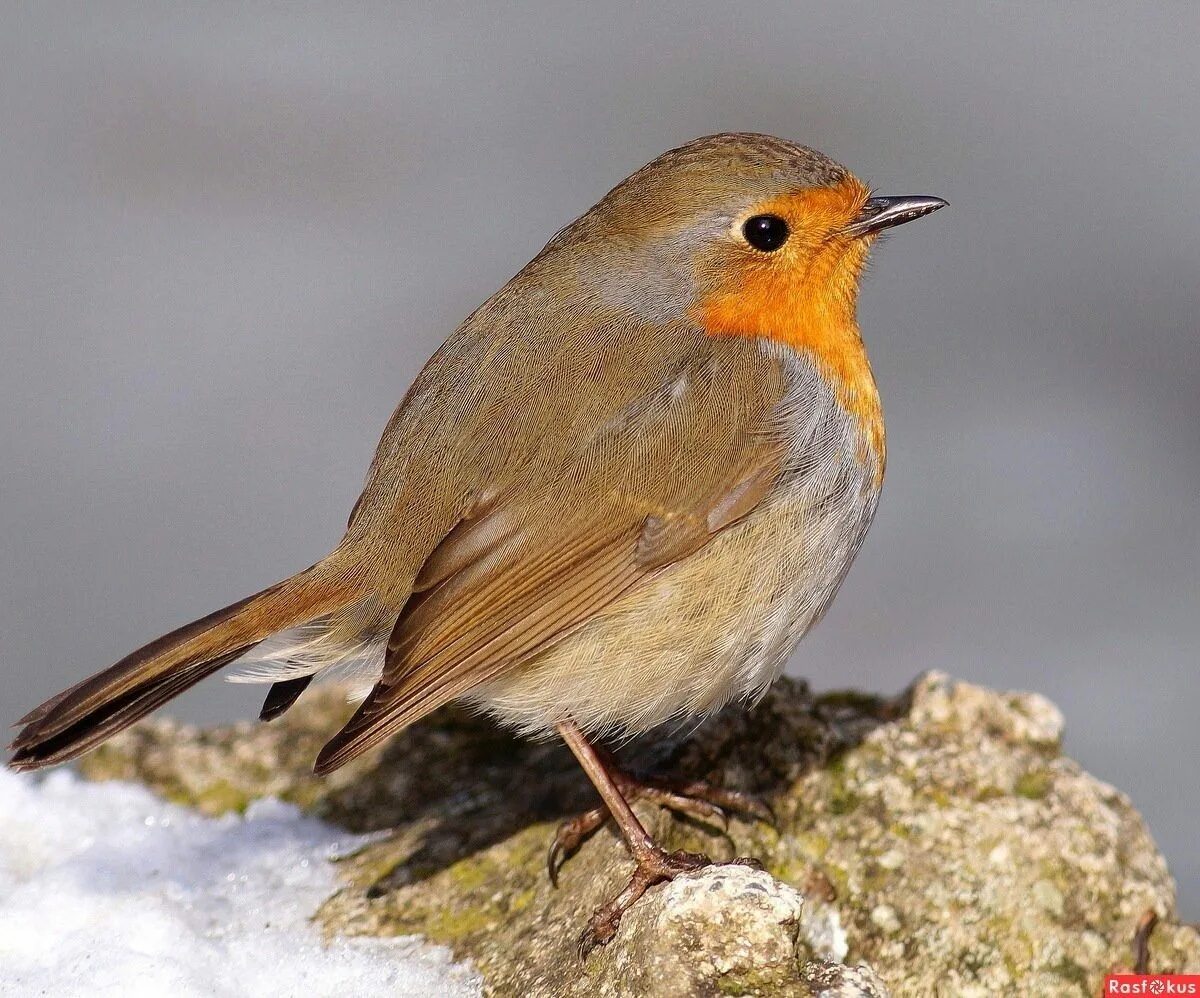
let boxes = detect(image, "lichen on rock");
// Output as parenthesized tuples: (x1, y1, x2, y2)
(78, 672, 1199, 996)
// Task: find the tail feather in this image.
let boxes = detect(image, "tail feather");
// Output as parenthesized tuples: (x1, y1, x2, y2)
(9, 564, 358, 771)
(258, 675, 314, 722)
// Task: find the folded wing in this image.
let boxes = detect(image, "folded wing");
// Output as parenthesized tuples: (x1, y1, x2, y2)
(314, 333, 790, 773)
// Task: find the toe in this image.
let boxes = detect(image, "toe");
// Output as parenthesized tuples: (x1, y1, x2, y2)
(640, 787, 729, 829)
(578, 916, 618, 958)
(677, 783, 775, 825)
(547, 806, 608, 886)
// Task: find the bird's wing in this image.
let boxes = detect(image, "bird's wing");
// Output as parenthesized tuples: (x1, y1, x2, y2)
(314, 328, 793, 773)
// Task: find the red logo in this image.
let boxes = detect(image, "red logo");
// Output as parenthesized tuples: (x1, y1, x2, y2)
(1104, 976, 1200, 996)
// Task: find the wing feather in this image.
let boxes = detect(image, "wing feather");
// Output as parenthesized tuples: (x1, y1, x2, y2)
(314, 333, 793, 774)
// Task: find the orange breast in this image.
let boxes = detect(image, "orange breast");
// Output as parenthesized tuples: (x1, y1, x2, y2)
(695, 183, 885, 478)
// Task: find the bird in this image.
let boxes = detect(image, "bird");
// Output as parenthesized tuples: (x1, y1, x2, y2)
(9, 132, 945, 950)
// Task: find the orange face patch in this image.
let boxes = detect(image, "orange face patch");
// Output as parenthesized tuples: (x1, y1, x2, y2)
(694, 178, 885, 473)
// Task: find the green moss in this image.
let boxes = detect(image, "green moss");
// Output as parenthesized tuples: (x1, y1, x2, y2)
(804, 831, 832, 856)
(860, 862, 893, 892)
(361, 896, 498, 943)
(922, 786, 952, 808)
(821, 755, 865, 816)
(506, 886, 537, 915)
(714, 962, 794, 996)
(1048, 956, 1091, 995)
(828, 788, 862, 815)
(190, 779, 253, 814)
(715, 975, 771, 995)
(75, 745, 131, 782)
(1015, 768, 1054, 800)
(959, 943, 997, 976)
(419, 903, 497, 941)
(821, 862, 851, 896)
(445, 855, 493, 891)
(278, 782, 327, 811)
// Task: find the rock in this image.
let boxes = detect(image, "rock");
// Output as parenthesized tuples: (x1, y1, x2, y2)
(583, 865, 869, 998)
(78, 673, 1199, 996)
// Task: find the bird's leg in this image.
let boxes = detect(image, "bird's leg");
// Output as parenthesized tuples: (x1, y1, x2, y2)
(555, 720, 760, 955)
(547, 737, 771, 888)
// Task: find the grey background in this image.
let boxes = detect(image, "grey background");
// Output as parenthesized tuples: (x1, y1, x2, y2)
(2, 4, 1196, 915)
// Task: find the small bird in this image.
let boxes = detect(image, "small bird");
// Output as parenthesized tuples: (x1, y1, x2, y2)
(9, 133, 944, 949)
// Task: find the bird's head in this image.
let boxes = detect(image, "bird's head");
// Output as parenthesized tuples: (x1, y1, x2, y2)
(541, 132, 945, 345)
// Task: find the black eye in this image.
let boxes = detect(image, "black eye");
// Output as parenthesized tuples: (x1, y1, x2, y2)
(742, 214, 789, 252)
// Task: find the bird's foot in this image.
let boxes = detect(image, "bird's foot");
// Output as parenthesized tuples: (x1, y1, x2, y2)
(579, 847, 708, 956)
(547, 767, 772, 885)
(578, 850, 762, 956)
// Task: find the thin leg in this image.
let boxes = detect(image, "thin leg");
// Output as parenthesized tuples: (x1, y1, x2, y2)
(555, 720, 759, 954)
(547, 738, 772, 886)
(556, 720, 658, 863)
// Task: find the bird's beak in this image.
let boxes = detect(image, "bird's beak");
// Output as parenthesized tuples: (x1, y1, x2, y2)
(842, 195, 947, 238)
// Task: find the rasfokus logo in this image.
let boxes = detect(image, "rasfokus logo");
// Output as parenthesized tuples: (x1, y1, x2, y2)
(1104, 976, 1200, 995)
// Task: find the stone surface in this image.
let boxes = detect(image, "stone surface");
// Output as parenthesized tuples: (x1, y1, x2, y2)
(579, 865, 868, 998)
(79, 672, 1199, 996)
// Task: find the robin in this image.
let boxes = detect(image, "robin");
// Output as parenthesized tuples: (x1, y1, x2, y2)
(9, 133, 944, 949)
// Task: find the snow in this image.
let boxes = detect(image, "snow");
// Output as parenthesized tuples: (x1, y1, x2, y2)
(0, 767, 481, 997)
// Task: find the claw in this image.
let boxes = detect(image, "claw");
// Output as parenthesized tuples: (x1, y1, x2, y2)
(548, 805, 606, 887)
(578, 847, 712, 958)
(637, 786, 728, 830)
(668, 780, 775, 826)
(746, 797, 776, 826)
(552, 722, 771, 954)
(546, 769, 773, 885)
(578, 919, 614, 958)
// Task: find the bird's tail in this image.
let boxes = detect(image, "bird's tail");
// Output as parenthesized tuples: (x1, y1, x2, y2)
(8, 555, 366, 772)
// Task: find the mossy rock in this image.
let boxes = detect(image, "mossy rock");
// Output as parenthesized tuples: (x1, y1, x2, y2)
(78, 673, 1200, 996)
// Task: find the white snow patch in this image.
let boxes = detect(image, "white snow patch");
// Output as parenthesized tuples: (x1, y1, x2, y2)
(0, 768, 481, 997)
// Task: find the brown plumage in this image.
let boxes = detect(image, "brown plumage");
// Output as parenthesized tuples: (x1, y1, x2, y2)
(9, 133, 944, 947)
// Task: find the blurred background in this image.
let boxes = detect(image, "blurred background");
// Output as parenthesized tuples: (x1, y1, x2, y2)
(1, 4, 1196, 914)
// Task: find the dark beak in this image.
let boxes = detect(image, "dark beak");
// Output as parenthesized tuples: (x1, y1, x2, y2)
(842, 195, 947, 238)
